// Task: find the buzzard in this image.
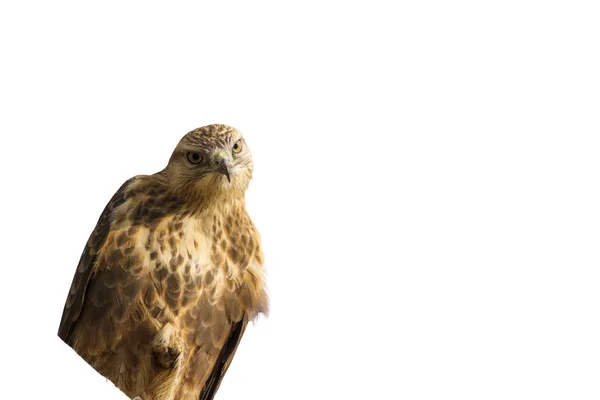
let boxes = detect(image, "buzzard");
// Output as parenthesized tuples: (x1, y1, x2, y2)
(58, 124, 268, 399)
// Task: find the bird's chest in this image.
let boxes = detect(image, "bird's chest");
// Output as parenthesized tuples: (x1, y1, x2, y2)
(144, 215, 258, 318)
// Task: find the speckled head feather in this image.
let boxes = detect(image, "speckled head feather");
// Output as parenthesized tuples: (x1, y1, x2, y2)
(175, 124, 239, 149)
(58, 124, 268, 400)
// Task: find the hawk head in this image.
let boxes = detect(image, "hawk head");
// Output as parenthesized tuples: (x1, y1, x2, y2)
(166, 124, 254, 202)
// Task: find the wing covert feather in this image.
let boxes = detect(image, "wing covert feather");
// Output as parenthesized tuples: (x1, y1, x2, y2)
(57, 177, 136, 342)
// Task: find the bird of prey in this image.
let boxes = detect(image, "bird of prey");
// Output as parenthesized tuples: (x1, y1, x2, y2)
(58, 124, 269, 400)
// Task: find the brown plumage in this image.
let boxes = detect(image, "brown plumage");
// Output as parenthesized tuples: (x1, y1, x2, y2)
(58, 124, 268, 400)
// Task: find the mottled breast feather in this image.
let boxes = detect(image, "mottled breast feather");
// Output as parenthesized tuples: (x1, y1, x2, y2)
(57, 172, 268, 400)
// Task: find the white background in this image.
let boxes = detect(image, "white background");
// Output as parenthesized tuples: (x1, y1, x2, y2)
(1, 1, 599, 399)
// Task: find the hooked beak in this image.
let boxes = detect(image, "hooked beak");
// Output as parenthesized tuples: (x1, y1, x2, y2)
(216, 158, 231, 183)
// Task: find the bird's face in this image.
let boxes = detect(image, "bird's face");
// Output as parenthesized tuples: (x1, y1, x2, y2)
(166, 125, 253, 202)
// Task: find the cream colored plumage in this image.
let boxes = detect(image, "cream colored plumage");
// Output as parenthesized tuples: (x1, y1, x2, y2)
(58, 124, 268, 400)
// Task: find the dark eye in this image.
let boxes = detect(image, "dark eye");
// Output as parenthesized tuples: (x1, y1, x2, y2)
(186, 152, 203, 164)
(232, 140, 242, 154)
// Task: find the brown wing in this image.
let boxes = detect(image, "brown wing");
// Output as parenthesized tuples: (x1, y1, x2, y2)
(57, 177, 136, 343)
(199, 315, 248, 400)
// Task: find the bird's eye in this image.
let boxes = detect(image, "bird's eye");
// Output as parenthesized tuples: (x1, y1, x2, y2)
(186, 152, 203, 164)
(232, 140, 242, 154)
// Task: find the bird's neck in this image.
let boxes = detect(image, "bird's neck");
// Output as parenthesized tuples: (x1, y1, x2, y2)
(187, 196, 247, 221)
